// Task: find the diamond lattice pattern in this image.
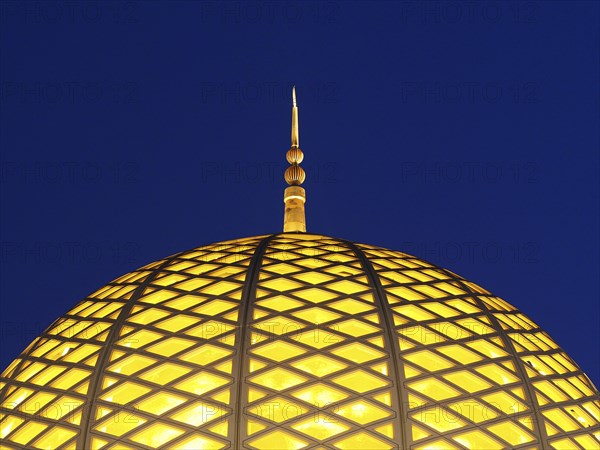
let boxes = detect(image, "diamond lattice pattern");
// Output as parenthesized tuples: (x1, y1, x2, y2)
(0, 234, 598, 450)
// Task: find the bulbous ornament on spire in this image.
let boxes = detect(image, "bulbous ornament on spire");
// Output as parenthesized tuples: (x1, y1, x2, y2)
(283, 86, 307, 232)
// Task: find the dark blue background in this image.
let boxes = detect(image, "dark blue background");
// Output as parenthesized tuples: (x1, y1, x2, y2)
(1, 1, 598, 387)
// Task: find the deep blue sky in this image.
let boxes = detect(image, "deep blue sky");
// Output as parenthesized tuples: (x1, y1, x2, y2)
(1, 1, 598, 386)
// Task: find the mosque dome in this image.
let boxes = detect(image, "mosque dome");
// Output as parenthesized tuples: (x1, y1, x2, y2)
(0, 90, 598, 450)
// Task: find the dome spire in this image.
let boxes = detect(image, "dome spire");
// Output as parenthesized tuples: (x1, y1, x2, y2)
(283, 85, 307, 232)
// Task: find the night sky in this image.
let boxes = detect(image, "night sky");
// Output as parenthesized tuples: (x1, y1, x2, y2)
(1, 1, 598, 387)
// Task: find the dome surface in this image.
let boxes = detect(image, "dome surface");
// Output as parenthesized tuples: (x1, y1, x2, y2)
(0, 233, 598, 450)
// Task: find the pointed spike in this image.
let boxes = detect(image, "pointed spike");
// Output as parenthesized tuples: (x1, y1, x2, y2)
(291, 86, 299, 148)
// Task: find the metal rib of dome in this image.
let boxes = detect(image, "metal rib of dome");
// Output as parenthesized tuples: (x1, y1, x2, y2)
(0, 233, 599, 450)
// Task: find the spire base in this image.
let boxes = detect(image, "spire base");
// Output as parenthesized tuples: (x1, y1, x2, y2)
(283, 186, 306, 232)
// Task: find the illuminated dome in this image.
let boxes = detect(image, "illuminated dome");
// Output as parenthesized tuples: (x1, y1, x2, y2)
(1, 233, 599, 449)
(1, 90, 598, 450)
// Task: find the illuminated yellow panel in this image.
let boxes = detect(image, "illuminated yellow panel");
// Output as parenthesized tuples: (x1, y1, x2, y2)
(549, 437, 579, 449)
(574, 434, 600, 449)
(19, 391, 56, 413)
(172, 278, 212, 291)
(174, 371, 230, 395)
(404, 350, 455, 372)
(466, 339, 508, 358)
(145, 337, 196, 357)
(582, 401, 600, 421)
(398, 326, 446, 345)
(4, 387, 34, 409)
(129, 423, 184, 446)
(487, 420, 535, 445)
(51, 368, 89, 390)
(194, 300, 238, 316)
(100, 381, 151, 404)
(164, 295, 204, 310)
(186, 320, 234, 340)
(1, 416, 24, 439)
(40, 396, 84, 420)
(335, 319, 379, 337)
(447, 399, 498, 423)
(254, 316, 306, 335)
(443, 370, 492, 393)
(328, 299, 373, 315)
(393, 304, 436, 321)
(94, 413, 146, 436)
(481, 391, 528, 415)
(249, 367, 307, 391)
(178, 344, 232, 365)
(107, 354, 157, 375)
(261, 278, 304, 292)
(61, 344, 101, 363)
(155, 315, 198, 332)
(421, 302, 461, 318)
(170, 402, 225, 426)
(262, 263, 302, 275)
(251, 341, 306, 362)
(248, 397, 306, 422)
(257, 296, 305, 312)
(453, 431, 504, 450)
(332, 370, 388, 393)
(331, 342, 385, 363)
(292, 382, 349, 405)
(542, 408, 580, 432)
(407, 378, 460, 401)
(139, 362, 191, 384)
(248, 430, 308, 449)
(326, 280, 368, 295)
(294, 288, 339, 303)
(412, 406, 465, 432)
(386, 286, 426, 301)
(166, 432, 223, 448)
(475, 363, 519, 385)
(199, 281, 241, 296)
(138, 289, 178, 304)
(291, 355, 347, 377)
(128, 308, 170, 325)
(554, 378, 584, 399)
(568, 376, 594, 396)
(14, 362, 46, 382)
(32, 426, 77, 448)
(135, 392, 187, 415)
(293, 307, 341, 324)
(7, 421, 48, 445)
(445, 299, 481, 314)
(291, 329, 344, 349)
(293, 271, 335, 284)
(116, 329, 163, 348)
(335, 400, 391, 425)
(533, 380, 569, 402)
(30, 365, 67, 385)
(333, 432, 391, 449)
(412, 284, 447, 298)
(413, 439, 459, 450)
(154, 273, 188, 286)
(437, 344, 482, 365)
(292, 418, 349, 439)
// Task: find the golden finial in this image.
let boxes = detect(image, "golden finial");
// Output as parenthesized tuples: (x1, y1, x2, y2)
(283, 86, 307, 232)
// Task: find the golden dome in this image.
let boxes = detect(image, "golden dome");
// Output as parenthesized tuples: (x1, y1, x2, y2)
(1, 233, 598, 449)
